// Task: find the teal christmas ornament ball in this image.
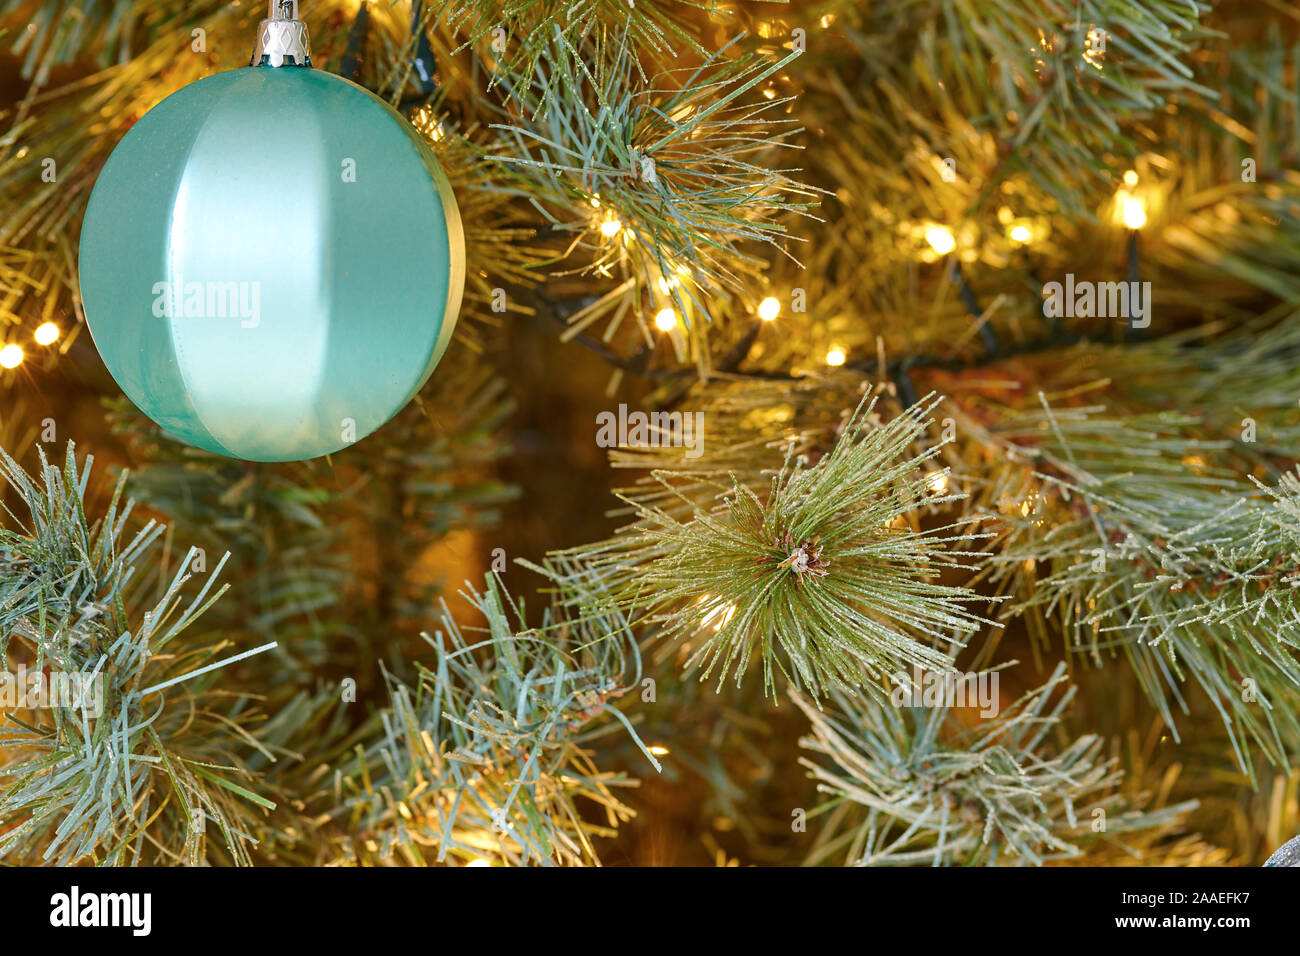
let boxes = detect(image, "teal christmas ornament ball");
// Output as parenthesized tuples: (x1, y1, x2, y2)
(79, 55, 464, 461)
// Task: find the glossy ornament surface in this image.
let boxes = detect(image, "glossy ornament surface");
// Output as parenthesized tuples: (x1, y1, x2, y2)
(79, 64, 463, 461)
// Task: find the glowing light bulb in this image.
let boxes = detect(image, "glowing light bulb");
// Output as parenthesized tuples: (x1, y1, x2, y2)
(928, 471, 949, 493)
(1122, 169, 1139, 188)
(1009, 224, 1032, 243)
(0, 344, 23, 369)
(758, 296, 780, 321)
(654, 308, 677, 331)
(466, 859, 490, 868)
(599, 217, 621, 237)
(925, 225, 955, 255)
(34, 322, 60, 346)
(649, 744, 670, 756)
(1121, 196, 1147, 230)
(825, 347, 846, 366)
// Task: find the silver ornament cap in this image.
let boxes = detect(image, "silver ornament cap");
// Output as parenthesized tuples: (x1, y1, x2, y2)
(251, 0, 311, 68)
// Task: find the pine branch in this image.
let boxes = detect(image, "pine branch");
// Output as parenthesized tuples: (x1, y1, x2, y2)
(481, 24, 822, 351)
(535, 394, 990, 698)
(431, 0, 722, 82)
(976, 399, 1300, 773)
(316, 574, 656, 866)
(794, 662, 1200, 866)
(0, 443, 276, 865)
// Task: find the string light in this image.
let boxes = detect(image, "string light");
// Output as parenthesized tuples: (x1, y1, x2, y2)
(466, 859, 490, 868)
(411, 107, 446, 142)
(927, 471, 949, 494)
(925, 225, 955, 255)
(825, 346, 846, 366)
(648, 744, 670, 757)
(757, 296, 780, 321)
(599, 216, 621, 238)
(1009, 224, 1032, 243)
(34, 322, 60, 346)
(0, 344, 22, 369)
(654, 308, 677, 331)
(1121, 196, 1147, 230)
(1115, 171, 1148, 229)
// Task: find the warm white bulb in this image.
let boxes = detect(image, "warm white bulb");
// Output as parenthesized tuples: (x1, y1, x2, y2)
(34, 322, 60, 346)
(928, 471, 949, 493)
(655, 308, 677, 331)
(1122, 169, 1139, 188)
(1121, 196, 1147, 230)
(599, 217, 621, 237)
(925, 226, 955, 255)
(758, 296, 780, 321)
(466, 859, 490, 868)
(0, 344, 23, 369)
(825, 347, 846, 367)
(1009, 224, 1032, 243)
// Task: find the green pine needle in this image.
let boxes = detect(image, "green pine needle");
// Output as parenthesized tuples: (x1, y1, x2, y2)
(543, 394, 991, 698)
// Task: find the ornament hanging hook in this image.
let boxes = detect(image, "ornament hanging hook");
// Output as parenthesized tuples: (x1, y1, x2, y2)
(251, 0, 312, 68)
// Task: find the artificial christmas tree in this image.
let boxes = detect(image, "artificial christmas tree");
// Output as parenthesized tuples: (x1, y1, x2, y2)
(1, 0, 1298, 869)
